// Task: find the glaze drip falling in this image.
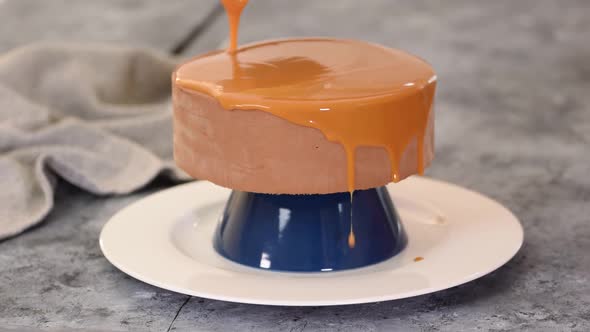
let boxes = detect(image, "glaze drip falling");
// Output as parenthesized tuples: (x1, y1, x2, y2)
(220, 0, 249, 53)
(348, 192, 356, 248)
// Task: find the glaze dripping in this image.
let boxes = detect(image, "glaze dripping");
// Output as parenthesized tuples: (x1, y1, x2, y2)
(220, 0, 249, 53)
(348, 192, 355, 248)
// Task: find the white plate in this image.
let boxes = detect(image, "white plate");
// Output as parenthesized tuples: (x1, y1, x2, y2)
(99, 177, 523, 306)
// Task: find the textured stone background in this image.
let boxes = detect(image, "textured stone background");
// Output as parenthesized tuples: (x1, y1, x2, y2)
(1, 0, 589, 331)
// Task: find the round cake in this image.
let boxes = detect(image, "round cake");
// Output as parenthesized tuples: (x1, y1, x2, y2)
(173, 38, 436, 194)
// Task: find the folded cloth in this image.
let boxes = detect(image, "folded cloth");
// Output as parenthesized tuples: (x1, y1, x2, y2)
(0, 43, 189, 239)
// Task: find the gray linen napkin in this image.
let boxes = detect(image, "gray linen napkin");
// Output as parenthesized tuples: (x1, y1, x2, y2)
(0, 43, 189, 239)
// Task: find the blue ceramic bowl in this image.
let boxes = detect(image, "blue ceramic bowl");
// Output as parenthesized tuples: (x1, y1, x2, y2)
(214, 187, 406, 272)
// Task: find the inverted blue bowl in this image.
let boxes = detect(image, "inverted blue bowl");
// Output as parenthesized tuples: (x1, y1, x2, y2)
(214, 187, 406, 272)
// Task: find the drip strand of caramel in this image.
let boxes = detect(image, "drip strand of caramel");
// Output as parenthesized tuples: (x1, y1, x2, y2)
(348, 191, 356, 249)
(220, 0, 249, 53)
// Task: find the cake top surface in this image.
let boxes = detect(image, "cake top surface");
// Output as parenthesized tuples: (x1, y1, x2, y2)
(174, 38, 436, 110)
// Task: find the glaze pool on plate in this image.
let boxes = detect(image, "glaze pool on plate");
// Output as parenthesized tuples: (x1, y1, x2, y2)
(99, 177, 523, 306)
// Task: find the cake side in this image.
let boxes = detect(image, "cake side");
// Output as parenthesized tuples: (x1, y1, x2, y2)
(173, 86, 434, 194)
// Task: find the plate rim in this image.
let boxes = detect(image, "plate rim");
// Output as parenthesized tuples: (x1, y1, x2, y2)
(99, 177, 523, 306)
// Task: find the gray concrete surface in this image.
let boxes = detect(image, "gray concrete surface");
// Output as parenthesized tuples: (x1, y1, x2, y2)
(1, 0, 590, 331)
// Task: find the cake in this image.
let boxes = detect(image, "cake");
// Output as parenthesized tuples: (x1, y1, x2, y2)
(172, 38, 436, 194)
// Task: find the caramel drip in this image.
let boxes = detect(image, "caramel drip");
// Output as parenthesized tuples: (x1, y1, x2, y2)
(348, 192, 355, 249)
(220, 0, 249, 53)
(348, 229, 356, 249)
(179, 0, 435, 252)
(175, 38, 437, 191)
(344, 145, 356, 193)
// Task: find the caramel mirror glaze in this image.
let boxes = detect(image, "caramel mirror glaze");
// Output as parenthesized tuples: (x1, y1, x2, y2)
(173, 38, 436, 194)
